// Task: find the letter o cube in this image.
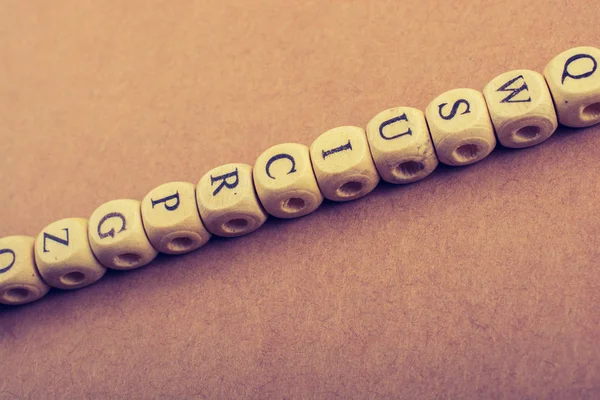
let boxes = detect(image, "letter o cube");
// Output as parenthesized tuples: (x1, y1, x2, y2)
(0, 236, 50, 305)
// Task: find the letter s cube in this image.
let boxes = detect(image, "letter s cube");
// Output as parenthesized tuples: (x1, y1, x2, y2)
(425, 88, 496, 166)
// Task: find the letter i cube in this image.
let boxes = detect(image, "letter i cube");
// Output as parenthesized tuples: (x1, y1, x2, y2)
(310, 126, 380, 201)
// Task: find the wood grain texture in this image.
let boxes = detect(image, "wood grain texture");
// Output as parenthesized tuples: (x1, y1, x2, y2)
(1, 0, 600, 398)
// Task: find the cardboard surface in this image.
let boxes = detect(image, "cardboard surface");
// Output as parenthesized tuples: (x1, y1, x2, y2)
(1, 1, 599, 398)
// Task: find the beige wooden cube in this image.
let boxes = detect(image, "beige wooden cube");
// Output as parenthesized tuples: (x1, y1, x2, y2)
(253, 143, 323, 219)
(88, 199, 158, 270)
(34, 218, 107, 289)
(196, 163, 268, 237)
(366, 107, 438, 184)
(483, 69, 558, 148)
(310, 126, 380, 201)
(544, 46, 600, 127)
(425, 88, 496, 166)
(142, 182, 211, 254)
(0, 236, 50, 305)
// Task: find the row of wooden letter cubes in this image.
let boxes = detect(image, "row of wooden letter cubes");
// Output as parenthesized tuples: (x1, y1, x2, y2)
(1, 46, 599, 305)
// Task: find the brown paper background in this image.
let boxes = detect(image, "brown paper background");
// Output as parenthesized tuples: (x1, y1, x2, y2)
(1, 1, 599, 398)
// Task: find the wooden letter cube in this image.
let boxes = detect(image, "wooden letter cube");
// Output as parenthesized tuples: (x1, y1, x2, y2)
(483, 70, 558, 148)
(425, 88, 496, 166)
(310, 126, 380, 201)
(196, 163, 268, 237)
(34, 218, 107, 289)
(366, 107, 438, 184)
(88, 199, 158, 270)
(544, 46, 600, 127)
(253, 143, 324, 218)
(0, 236, 50, 305)
(142, 182, 211, 254)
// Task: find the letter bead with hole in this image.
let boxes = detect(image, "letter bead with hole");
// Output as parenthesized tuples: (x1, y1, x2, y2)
(142, 182, 211, 254)
(483, 70, 558, 148)
(88, 199, 158, 270)
(0, 236, 50, 305)
(544, 46, 600, 127)
(253, 143, 323, 218)
(34, 218, 106, 289)
(196, 163, 268, 237)
(310, 126, 380, 201)
(425, 88, 496, 166)
(366, 107, 438, 184)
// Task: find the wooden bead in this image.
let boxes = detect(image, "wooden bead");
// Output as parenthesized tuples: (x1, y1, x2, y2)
(425, 88, 496, 166)
(196, 163, 268, 237)
(543, 46, 600, 127)
(141, 182, 211, 254)
(34, 218, 107, 289)
(309, 126, 380, 201)
(253, 143, 324, 218)
(0, 236, 50, 305)
(366, 107, 438, 184)
(483, 70, 558, 148)
(88, 199, 158, 270)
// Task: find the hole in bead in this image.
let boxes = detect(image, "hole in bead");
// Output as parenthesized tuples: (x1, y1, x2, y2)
(113, 253, 142, 268)
(394, 161, 425, 179)
(582, 102, 600, 121)
(4, 288, 29, 302)
(60, 271, 86, 286)
(166, 236, 196, 252)
(222, 218, 249, 234)
(453, 144, 480, 163)
(281, 197, 306, 213)
(336, 181, 363, 198)
(515, 125, 540, 140)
